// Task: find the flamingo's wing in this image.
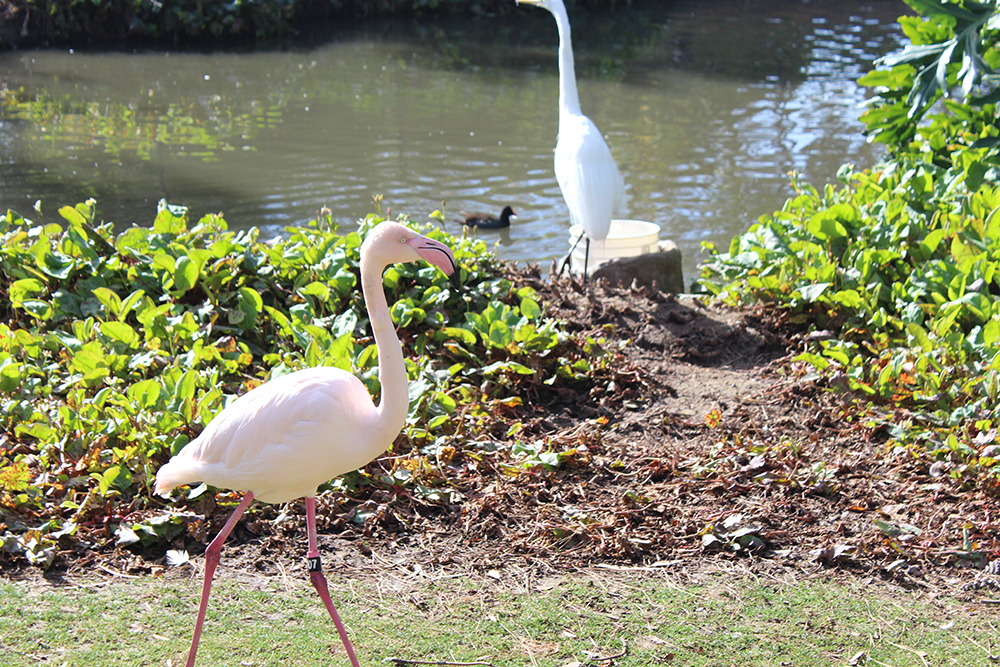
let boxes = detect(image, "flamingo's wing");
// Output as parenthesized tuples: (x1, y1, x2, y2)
(155, 367, 375, 500)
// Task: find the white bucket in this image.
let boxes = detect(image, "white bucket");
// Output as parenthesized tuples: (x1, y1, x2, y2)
(568, 219, 661, 270)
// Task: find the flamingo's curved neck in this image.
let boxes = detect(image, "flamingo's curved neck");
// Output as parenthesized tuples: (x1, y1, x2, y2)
(552, 3, 582, 121)
(360, 257, 409, 445)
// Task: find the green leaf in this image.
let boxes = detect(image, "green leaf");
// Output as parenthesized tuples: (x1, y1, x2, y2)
(920, 228, 947, 255)
(173, 256, 199, 293)
(906, 322, 934, 352)
(98, 465, 132, 496)
(798, 283, 830, 302)
(99, 321, 139, 347)
(264, 306, 294, 336)
(153, 200, 188, 233)
(807, 208, 851, 240)
(982, 319, 999, 346)
(127, 379, 163, 410)
(33, 248, 75, 279)
(119, 289, 146, 320)
(830, 289, 864, 309)
(298, 281, 331, 302)
(237, 287, 263, 329)
(9, 278, 46, 306)
(965, 159, 989, 192)
(505, 362, 535, 375)
(21, 300, 54, 321)
(58, 205, 88, 227)
(91, 287, 123, 318)
(442, 327, 477, 347)
(520, 297, 541, 320)
(488, 320, 513, 348)
(16, 421, 56, 442)
(950, 235, 978, 263)
(0, 357, 23, 393)
(794, 352, 830, 371)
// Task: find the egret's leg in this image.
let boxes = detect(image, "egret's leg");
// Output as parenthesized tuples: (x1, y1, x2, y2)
(305, 497, 362, 667)
(559, 230, 586, 275)
(186, 492, 255, 667)
(583, 236, 591, 279)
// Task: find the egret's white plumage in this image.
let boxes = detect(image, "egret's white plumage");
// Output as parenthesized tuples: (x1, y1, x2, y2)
(518, 0, 626, 274)
(154, 221, 459, 667)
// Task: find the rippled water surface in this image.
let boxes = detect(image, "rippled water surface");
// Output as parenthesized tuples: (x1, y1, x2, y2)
(0, 0, 907, 285)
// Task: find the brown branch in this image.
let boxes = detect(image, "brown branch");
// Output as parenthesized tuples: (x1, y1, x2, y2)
(384, 660, 499, 667)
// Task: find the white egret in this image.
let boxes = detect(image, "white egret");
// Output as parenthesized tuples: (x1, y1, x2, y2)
(517, 0, 627, 277)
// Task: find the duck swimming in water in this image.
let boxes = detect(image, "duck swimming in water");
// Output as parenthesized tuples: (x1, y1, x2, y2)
(460, 205, 517, 230)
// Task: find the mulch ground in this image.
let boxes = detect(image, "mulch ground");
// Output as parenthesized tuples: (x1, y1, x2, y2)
(12, 269, 1000, 600)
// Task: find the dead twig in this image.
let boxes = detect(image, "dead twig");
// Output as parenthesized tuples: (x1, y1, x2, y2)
(888, 642, 929, 667)
(383, 660, 499, 667)
(966, 634, 999, 660)
(583, 639, 628, 665)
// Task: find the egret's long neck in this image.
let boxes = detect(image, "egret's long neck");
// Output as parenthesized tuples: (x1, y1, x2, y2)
(360, 256, 409, 443)
(551, 4, 582, 120)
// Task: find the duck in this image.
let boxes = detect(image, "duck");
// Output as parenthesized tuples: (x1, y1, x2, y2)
(460, 205, 517, 230)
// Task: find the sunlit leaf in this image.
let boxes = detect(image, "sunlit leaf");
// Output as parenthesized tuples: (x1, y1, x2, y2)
(9, 278, 46, 306)
(520, 297, 541, 320)
(100, 321, 139, 347)
(173, 256, 199, 293)
(127, 379, 163, 410)
(798, 283, 830, 303)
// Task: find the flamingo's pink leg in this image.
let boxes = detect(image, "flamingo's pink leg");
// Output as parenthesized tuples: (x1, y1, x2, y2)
(305, 496, 362, 667)
(185, 492, 255, 667)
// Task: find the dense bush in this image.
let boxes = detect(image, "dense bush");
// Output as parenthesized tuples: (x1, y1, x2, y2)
(3, 0, 627, 45)
(699, 0, 1000, 493)
(9, 0, 298, 43)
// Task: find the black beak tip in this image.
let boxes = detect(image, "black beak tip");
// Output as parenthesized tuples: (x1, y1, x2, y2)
(449, 270, 462, 291)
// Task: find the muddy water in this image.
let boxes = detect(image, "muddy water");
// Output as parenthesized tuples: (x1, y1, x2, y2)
(0, 0, 906, 285)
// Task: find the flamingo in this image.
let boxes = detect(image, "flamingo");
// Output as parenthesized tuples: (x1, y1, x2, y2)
(460, 205, 517, 230)
(517, 0, 627, 277)
(154, 221, 460, 667)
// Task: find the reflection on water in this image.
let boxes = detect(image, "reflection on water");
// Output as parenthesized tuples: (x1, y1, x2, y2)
(0, 0, 906, 285)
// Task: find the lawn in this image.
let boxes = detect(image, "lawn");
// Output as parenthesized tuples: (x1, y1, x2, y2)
(2, 564, 994, 667)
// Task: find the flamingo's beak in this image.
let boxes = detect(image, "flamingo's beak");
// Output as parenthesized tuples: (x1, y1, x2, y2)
(413, 238, 461, 290)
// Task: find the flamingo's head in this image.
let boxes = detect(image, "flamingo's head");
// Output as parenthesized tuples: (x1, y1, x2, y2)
(363, 221, 460, 290)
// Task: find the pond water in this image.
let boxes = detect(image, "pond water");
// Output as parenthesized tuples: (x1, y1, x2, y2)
(0, 0, 907, 286)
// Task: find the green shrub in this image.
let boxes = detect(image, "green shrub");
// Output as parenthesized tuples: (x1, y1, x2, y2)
(17, 0, 298, 43)
(698, 0, 1000, 494)
(7, 0, 625, 45)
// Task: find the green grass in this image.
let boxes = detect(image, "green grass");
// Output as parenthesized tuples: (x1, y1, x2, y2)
(1, 566, 995, 667)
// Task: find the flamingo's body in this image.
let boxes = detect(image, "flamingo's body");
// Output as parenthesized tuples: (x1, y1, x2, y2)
(155, 221, 459, 667)
(155, 366, 391, 504)
(517, 0, 626, 276)
(460, 205, 517, 230)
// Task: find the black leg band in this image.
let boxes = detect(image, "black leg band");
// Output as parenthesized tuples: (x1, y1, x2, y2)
(308, 555, 321, 572)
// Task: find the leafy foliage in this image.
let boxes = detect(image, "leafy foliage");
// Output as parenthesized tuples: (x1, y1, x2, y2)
(699, 0, 1000, 495)
(6, 0, 624, 45)
(0, 198, 620, 567)
(18, 0, 299, 43)
(859, 0, 1000, 151)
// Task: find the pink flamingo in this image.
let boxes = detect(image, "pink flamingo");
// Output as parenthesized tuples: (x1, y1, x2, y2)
(154, 221, 459, 667)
